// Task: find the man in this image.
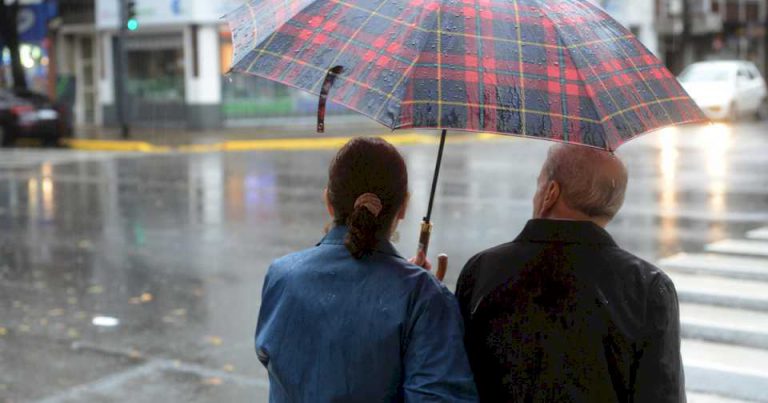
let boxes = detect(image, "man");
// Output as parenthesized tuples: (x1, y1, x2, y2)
(456, 144, 685, 402)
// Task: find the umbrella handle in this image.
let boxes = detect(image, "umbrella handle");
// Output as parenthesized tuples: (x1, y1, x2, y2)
(436, 254, 448, 282)
(418, 220, 432, 256)
(317, 66, 344, 133)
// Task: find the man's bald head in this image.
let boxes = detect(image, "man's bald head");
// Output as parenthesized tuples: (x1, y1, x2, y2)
(535, 144, 628, 223)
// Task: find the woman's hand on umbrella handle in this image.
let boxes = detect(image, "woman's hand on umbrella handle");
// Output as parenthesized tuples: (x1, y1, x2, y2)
(409, 251, 447, 282)
(409, 250, 432, 271)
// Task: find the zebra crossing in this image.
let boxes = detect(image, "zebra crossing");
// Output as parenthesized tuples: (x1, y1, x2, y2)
(659, 227, 768, 402)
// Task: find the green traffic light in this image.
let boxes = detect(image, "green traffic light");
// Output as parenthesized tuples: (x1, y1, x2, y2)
(127, 19, 139, 31)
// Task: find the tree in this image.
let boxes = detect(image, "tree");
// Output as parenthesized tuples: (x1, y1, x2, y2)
(0, 0, 28, 90)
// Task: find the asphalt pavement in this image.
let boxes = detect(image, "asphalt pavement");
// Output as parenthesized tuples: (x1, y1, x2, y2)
(1, 121, 767, 402)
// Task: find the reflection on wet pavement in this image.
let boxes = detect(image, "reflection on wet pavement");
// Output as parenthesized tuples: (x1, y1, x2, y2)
(0, 122, 767, 401)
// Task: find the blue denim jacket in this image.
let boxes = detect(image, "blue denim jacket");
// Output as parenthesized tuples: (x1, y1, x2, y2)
(256, 226, 478, 402)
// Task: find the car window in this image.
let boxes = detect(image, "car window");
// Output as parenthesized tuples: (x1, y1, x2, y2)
(746, 69, 756, 80)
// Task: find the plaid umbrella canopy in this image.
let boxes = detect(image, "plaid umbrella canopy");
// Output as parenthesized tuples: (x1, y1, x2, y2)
(225, 0, 706, 256)
(226, 0, 705, 150)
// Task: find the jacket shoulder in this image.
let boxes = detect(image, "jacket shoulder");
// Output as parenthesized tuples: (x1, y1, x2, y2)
(602, 246, 671, 286)
(266, 247, 324, 281)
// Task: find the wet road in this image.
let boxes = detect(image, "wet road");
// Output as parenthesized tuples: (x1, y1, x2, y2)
(1, 122, 767, 402)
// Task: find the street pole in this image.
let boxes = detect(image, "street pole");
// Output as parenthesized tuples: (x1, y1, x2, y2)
(680, 0, 692, 72)
(764, 0, 768, 75)
(115, 0, 130, 139)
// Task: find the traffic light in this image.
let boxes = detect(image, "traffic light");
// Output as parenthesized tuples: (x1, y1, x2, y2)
(126, 0, 138, 31)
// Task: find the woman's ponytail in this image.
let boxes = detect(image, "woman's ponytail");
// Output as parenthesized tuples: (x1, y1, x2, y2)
(326, 138, 408, 260)
(345, 193, 383, 258)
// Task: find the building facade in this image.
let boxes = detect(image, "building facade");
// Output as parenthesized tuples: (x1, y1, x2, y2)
(600, 0, 661, 55)
(94, 0, 242, 130)
(656, 0, 767, 74)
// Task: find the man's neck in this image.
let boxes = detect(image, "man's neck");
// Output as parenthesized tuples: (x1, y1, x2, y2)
(539, 215, 609, 228)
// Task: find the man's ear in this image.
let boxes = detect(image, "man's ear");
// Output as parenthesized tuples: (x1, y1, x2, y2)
(540, 181, 560, 216)
(323, 188, 335, 218)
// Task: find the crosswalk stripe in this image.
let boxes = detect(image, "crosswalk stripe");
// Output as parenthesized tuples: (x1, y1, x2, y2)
(660, 253, 768, 282)
(747, 227, 768, 241)
(706, 239, 768, 259)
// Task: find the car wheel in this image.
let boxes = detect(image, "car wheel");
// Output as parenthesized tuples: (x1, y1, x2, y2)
(755, 98, 768, 121)
(0, 125, 7, 148)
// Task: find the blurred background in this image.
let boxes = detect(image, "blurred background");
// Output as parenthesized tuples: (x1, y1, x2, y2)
(0, 0, 765, 138)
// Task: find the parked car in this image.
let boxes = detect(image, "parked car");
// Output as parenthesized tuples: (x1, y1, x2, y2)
(0, 88, 72, 147)
(679, 60, 768, 121)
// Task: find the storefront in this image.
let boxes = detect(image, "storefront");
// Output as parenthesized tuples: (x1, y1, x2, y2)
(122, 32, 186, 128)
(95, 0, 232, 129)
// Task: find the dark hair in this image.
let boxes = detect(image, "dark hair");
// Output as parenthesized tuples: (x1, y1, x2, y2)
(327, 137, 408, 259)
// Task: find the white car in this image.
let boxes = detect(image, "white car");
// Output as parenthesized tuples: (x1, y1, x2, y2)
(679, 60, 768, 121)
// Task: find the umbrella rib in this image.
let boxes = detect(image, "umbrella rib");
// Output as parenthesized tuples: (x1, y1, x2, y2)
(535, 1, 632, 150)
(473, 0, 486, 130)
(231, 0, 317, 73)
(595, 25, 677, 126)
(400, 100, 601, 123)
(512, 0, 527, 135)
(308, 0, 391, 94)
(437, 3, 443, 128)
(328, 0, 633, 50)
(372, 3, 441, 125)
(253, 49, 392, 98)
(599, 96, 694, 123)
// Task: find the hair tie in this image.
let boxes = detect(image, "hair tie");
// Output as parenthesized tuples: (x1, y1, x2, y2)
(354, 193, 383, 217)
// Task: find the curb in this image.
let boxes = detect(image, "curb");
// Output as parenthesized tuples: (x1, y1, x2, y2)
(63, 139, 171, 153)
(63, 132, 505, 153)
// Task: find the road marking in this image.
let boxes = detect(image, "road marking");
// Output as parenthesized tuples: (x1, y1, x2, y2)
(659, 253, 768, 282)
(64, 132, 510, 153)
(706, 240, 768, 259)
(747, 227, 768, 241)
(62, 139, 171, 153)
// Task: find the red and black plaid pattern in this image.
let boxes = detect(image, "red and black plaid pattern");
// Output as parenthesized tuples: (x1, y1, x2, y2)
(226, 0, 706, 150)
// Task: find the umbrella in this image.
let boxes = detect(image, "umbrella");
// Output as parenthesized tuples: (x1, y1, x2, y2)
(225, 0, 706, 259)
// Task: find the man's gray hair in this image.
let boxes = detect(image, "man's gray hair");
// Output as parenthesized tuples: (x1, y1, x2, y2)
(542, 144, 629, 220)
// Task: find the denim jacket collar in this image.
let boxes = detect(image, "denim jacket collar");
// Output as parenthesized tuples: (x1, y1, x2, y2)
(318, 225, 402, 258)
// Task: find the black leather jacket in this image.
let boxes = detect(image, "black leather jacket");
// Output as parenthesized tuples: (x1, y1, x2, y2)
(456, 219, 685, 403)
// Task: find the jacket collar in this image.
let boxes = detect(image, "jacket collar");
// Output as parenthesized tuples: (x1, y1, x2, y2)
(318, 225, 402, 258)
(515, 219, 617, 246)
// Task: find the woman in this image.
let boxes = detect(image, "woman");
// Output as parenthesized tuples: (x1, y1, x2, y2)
(255, 137, 477, 402)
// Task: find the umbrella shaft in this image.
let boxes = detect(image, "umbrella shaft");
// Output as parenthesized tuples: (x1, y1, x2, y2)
(425, 129, 447, 223)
